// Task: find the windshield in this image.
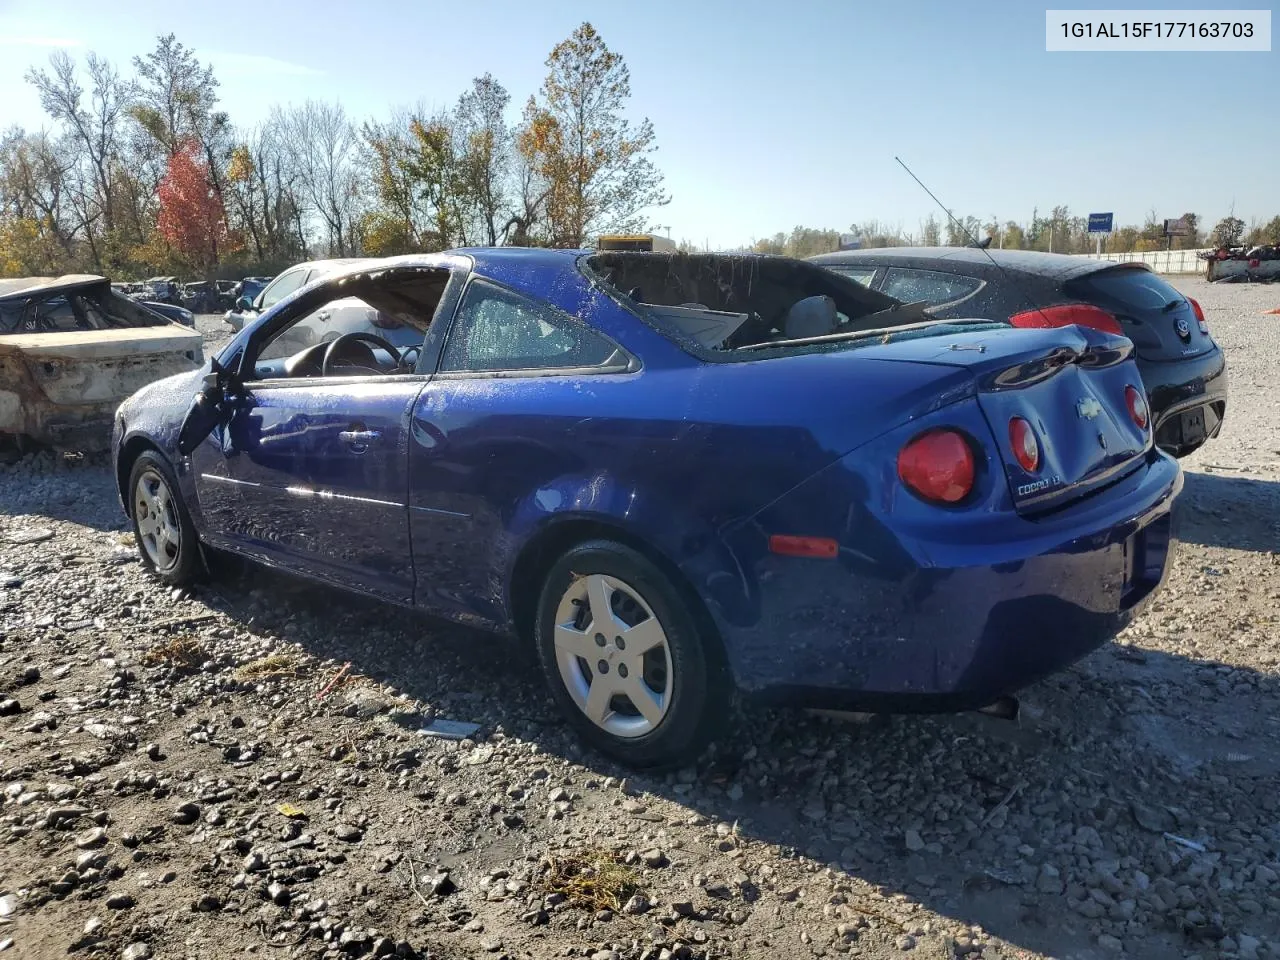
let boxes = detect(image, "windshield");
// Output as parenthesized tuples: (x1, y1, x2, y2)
(257, 268, 307, 310)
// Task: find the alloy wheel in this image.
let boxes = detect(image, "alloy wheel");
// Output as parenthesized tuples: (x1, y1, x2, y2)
(552, 573, 673, 738)
(134, 467, 182, 572)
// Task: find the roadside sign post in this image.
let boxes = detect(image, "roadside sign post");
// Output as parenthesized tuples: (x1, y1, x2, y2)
(1087, 213, 1113, 256)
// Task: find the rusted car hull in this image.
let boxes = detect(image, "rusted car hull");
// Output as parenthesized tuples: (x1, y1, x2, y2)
(0, 327, 203, 452)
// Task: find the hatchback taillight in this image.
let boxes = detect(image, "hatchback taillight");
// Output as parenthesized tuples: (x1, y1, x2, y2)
(1188, 297, 1209, 334)
(1008, 303, 1123, 336)
(897, 429, 975, 504)
(1008, 417, 1040, 473)
(1125, 385, 1149, 430)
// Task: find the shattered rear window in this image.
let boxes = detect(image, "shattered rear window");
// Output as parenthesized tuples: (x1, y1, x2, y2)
(582, 252, 977, 360)
(0, 288, 170, 335)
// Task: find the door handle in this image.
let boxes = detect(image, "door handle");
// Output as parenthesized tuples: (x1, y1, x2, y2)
(338, 429, 381, 452)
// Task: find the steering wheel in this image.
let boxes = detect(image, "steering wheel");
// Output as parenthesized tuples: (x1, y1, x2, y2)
(321, 331, 401, 376)
(399, 344, 422, 370)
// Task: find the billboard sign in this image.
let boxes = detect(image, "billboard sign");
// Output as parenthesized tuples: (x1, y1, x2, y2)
(1087, 212, 1113, 234)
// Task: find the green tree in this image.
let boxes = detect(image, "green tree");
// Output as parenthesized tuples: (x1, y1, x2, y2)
(1109, 226, 1139, 253)
(920, 214, 940, 246)
(781, 226, 835, 258)
(454, 73, 512, 246)
(1174, 212, 1201, 249)
(1246, 215, 1280, 246)
(521, 23, 669, 247)
(0, 128, 78, 272)
(751, 232, 786, 255)
(1209, 215, 1244, 248)
(130, 35, 219, 158)
(362, 108, 467, 253)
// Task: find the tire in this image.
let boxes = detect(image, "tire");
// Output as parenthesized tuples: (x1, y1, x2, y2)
(128, 450, 202, 586)
(533, 540, 727, 769)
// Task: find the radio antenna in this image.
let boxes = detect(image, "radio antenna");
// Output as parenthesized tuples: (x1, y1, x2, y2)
(894, 156, 1054, 328)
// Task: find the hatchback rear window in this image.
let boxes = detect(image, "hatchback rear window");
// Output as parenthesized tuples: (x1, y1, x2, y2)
(1074, 267, 1185, 312)
(881, 268, 982, 306)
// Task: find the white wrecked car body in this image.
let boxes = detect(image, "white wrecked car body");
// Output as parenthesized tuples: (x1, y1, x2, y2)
(0, 275, 203, 452)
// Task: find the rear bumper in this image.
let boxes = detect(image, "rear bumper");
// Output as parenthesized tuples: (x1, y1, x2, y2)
(0, 397, 117, 451)
(1, 354, 116, 449)
(0, 349, 200, 451)
(708, 451, 1182, 711)
(1137, 346, 1227, 453)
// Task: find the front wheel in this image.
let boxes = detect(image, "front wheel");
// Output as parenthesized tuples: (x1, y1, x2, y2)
(129, 451, 202, 586)
(534, 540, 727, 769)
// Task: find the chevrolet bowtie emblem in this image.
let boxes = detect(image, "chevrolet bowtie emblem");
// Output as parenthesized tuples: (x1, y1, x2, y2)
(1077, 397, 1103, 420)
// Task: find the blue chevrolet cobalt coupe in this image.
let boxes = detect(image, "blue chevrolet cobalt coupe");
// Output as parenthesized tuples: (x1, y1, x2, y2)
(112, 249, 1182, 768)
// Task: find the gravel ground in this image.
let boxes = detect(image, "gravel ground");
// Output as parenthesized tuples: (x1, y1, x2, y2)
(2, 281, 1279, 960)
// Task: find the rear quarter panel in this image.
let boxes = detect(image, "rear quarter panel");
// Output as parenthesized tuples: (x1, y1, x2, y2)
(408, 285, 982, 633)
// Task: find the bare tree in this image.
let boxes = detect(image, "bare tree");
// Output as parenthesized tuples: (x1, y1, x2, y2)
(0, 128, 79, 268)
(272, 101, 362, 256)
(25, 51, 134, 265)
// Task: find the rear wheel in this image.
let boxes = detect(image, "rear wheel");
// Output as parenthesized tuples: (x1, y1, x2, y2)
(534, 540, 726, 769)
(129, 451, 201, 586)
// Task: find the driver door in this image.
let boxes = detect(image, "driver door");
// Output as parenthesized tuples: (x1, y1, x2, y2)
(192, 284, 438, 603)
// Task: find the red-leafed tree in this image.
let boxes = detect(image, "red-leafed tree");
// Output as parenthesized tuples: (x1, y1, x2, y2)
(156, 138, 228, 271)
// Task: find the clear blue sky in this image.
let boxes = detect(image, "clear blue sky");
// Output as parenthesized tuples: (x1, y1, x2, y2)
(1, 0, 1275, 249)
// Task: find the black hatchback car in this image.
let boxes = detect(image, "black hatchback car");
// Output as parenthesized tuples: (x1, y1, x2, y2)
(810, 248, 1227, 457)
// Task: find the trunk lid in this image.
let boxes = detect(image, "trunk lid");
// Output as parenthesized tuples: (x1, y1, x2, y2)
(1065, 264, 1213, 361)
(0, 326, 204, 405)
(865, 325, 1150, 514)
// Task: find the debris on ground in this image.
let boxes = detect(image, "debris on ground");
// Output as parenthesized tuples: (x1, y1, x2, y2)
(420, 717, 482, 740)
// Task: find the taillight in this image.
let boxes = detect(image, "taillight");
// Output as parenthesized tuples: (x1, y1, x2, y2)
(1125, 385, 1149, 430)
(1008, 304, 1123, 336)
(1188, 297, 1208, 334)
(897, 429, 976, 504)
(768, 535, 839, 560)
(1008, 417, 1040, 473)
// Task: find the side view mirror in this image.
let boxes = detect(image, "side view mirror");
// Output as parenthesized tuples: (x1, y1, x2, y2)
(235, 296, 252, 311)
(177, 357, 241, 456)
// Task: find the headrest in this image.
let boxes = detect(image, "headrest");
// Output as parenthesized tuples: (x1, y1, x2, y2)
(784, 295, 838, 340)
